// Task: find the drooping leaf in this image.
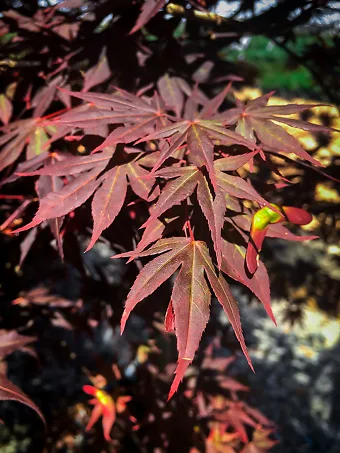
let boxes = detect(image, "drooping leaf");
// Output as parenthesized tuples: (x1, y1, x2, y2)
(195, 242, 253, 372)
(221, 240, 275, 324)
(0, 374, 45, 425)
(26, 126, 49, 159)
(241, 429, 277, 453)
(0, 121, 33, 171)
(168, 242, 211, 399)
(114, 238, 253, 398)
(31, 76, 62, 118)
(86, 166, 127, 251)
(19, 227, 38, 266)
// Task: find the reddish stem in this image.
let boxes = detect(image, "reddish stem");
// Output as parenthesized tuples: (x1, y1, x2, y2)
(186, 220, 195, 242)
(0, 195, 25, 200)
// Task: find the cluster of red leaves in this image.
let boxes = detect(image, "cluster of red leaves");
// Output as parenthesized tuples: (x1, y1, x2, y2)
(4, 75, 328, 400)
(0, 1, 337, 450)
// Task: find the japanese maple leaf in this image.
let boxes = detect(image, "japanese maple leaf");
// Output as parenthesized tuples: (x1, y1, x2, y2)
(14, 151, 158, 250)
(137, 111, 255, 189)
(214, 400, 273, 444)
(215, 92, 332, 166)
(139, 152, 267, 267)
(0, 114, 68, 172)
(207, 422, 239, 453)
(246, 204, 313, 274)
(83, 385, 131, 442)
(114, 237, 253, 400)
(52, 88, 170, 152)
(13, 151, 112, 235)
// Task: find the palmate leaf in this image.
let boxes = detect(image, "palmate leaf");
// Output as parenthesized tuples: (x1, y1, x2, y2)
(13, 165, 106, 233)
(0, 115, 68, 172)
(137, 117, 255, 182)
(215, 93, 333, 165)
(52, 89, 169, 153)
(140, 152, 266, 265)
(14, 150, 158, 250)
(114, 237, 253, 399)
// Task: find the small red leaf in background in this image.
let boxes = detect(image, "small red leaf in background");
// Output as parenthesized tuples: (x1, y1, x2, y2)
(0, 330, 36, 360)
(83, 385, 131, 442)
(83, 385, 116, 441)
(129, 0, 166, 35)
(241, 429, 278, 453)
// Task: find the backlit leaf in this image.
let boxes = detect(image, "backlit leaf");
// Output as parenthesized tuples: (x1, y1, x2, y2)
(14, 166, 106, 233)
(115, 238, 253, 397)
